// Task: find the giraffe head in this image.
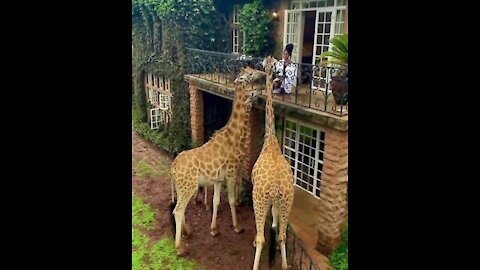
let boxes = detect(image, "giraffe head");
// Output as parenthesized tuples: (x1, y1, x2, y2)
(234, 66, 265, 111)
(262, 56, 278, 74)
(234, 66, 265, 84)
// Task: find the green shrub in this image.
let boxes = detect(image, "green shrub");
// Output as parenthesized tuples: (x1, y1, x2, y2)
(329, 224, 348, 270)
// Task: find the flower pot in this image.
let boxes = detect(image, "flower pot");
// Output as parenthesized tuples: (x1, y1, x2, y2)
(330, 76, 348, 106)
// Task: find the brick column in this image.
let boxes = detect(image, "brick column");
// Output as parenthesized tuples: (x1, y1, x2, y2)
(315, 128, 348, 255)
(189, 84, 204, 146)
(241, 107, 261, 180)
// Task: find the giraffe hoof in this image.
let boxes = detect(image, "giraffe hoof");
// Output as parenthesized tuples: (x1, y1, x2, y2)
(252, 240, 256, 247)
(234, 226, 244, 234)
(176, 246, 188, 257)
(210, 229, 219, 237)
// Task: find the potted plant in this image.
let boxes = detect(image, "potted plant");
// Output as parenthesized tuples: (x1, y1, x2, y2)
(318, 34, 348, 106)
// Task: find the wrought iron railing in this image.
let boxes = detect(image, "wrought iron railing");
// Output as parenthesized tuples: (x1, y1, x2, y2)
(285, 224, 321, 270)
(186, 48, 348, 117)
(186, 47, 265, 86)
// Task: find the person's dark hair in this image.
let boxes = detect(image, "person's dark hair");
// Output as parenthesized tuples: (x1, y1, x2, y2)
(285, 44, 294, 56)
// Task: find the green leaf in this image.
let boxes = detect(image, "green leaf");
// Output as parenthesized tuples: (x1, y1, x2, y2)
(318, 34, 348, 66)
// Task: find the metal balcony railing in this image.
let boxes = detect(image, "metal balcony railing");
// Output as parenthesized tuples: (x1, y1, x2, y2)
(186, 48, 348, 117)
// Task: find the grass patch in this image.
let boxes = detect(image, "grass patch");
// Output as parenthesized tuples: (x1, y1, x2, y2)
(150, 239, 196, 270)
(134, 160, 161, 178)
(132, 193, 156, 230)
(132, 227, 150, 270)
(132, 193, 197, 270)
(329, 224, 348, 270)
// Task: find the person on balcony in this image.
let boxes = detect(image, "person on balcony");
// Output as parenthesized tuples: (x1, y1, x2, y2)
(273, 43, 297, 95)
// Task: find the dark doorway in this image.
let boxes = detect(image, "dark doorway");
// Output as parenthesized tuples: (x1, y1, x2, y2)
(302, 11, 316, 65)
(203, 92, 232, 140)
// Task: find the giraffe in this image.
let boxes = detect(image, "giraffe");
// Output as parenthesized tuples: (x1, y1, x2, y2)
(251, 56, 295, 270)
(169, 66, 266, 256)
(192, 161, 243, 210)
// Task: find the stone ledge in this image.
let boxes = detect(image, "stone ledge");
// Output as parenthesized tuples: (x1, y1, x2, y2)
(186, 75, 348, 131)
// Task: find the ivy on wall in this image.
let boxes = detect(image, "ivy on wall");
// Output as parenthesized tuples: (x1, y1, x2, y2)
(240, 0, 275, 57)
(132, 0, 227, 155)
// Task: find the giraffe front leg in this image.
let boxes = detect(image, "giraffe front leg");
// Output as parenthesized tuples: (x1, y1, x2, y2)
(227, 178, 243, 233)
(210, 182, 222, 237)
(204, 186, 210, 211)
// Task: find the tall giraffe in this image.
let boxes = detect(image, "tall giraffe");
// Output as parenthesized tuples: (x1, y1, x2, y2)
(251, 56, 295, 270)
(170, 66, 265, 256)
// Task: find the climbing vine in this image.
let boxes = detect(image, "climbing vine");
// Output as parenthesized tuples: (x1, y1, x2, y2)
(132, 0, 227, 155)
(155, 0, 227, 52)
(240, 0, 274, 57)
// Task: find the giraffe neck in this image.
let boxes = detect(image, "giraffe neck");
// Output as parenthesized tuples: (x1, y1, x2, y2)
(265, 65, 275, 137)
(224, 83, 250, 149)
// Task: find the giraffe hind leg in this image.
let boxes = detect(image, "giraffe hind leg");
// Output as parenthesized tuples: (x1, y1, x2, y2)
(278, 200, 293, 270)
(252, 194, 270, 270)
(272, 203, 280, 250)
(172, 185, 196, 256)
(210, 182, 222, 237)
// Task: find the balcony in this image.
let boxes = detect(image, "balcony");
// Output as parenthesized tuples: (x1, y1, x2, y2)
(185, 48, 348, 120)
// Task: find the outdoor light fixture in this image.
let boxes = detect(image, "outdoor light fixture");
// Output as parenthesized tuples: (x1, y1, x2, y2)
(272, 10, 279, 22)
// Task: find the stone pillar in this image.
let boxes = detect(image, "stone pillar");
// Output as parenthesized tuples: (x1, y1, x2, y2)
(241, 107, 261, 180)
(315, 128, 348, 255)
(189, 84, 204, 146)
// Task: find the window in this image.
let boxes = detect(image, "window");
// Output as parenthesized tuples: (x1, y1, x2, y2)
(334, 9, 345, 35)
(150, 108, 160, 130)
(145, 74, 173, 128)
(159, 77, 164, 90)
(233, 5, 240, 24)
(283, 118, 325, 198)
(161, 110, 171, 123)
(286, 0, 346, 89)
(147, 87, 152, 103)
(291, 0, 346, 9)
(159, 94, 170, 111)
(149, 88, 158, 105)
(232, 5, 243, 54)
(164, 78, 170, 92)
(233, 29, 239, 53)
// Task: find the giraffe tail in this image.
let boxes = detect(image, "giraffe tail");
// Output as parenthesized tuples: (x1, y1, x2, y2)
(169, 199, 177, 238)
(169, 179, 177, 238)
(171, 180, 175, 203)
(268, 222, 277, 268)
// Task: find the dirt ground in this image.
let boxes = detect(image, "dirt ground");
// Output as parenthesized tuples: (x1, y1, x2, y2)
(132, 130, 276, 270)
